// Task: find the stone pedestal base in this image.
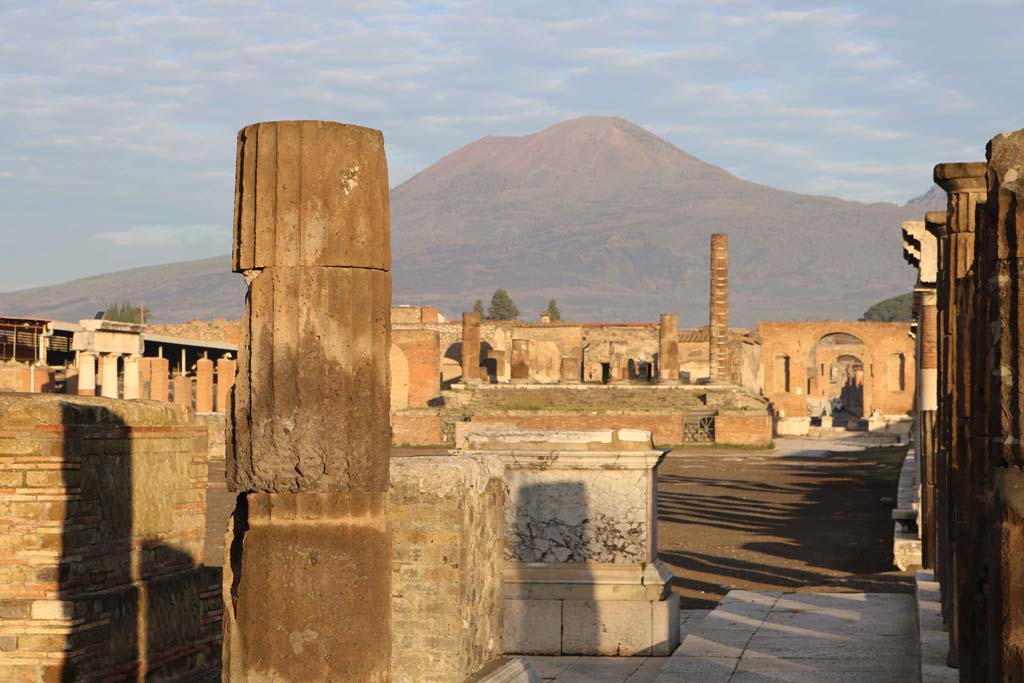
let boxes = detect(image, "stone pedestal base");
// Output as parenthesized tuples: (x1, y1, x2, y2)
(502, 561, 680, 656)
(774, 416, 810, 436)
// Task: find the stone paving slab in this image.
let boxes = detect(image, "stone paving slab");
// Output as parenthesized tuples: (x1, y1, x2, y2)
(916, 571, 957, 682)
(654, 591, 919, 682)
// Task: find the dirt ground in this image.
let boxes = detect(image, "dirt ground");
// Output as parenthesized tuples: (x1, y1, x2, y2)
(657, 439, 914, 609)
(206, 439, 913, 613)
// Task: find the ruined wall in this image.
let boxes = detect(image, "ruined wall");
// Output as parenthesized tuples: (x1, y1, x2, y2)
(392, 329, 441, 407)
(758, 321, 915, 418)
(581, 325, 659, 382)
(390, 455, 506, 683)
(715, 413, 773, 448)
(0, 362, 58, 393)
(0, 394, 219, 682)
(392, 410, 444, 446)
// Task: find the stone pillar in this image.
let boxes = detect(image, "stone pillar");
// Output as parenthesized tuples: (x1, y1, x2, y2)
(224, 120, 391, 682)
(77, 352, 96, 396)
(195, 357, 214, 413)
(173, 375, 192, 408)
(935, 161, 987, 671)
(511, 339, 530, 382)
(216, 358, 237, 413)
(919, 289, 938, 569)
(489, 349, 510, 384)
(122, 355, 141, 400)
(150, 357, 169, 402)
(461, 311, 482, 384)
(608, 341, 628, 383)
(974, 131, 1024, 680)
(709, 233, 729, 383)
(99, 354, 119, 399)
(658, 314, 679, 383)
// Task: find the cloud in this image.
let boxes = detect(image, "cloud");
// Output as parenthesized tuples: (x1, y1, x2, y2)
(1, 0, 1022, 289)
(96, 225, 223, 248)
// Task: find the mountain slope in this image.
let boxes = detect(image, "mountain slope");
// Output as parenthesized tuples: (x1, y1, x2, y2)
(2, 116, 931, 325)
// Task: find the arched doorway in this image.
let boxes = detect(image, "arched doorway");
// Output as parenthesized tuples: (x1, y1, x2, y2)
(806, 332, 871, 419)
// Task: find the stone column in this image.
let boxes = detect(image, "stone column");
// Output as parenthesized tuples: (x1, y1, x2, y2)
(461, 311, 482, 384)
(658, 314, 679, 383)
(195, 357, 214, 413)
(511, 339, 530, 383)
(173, 375, 192, 408)
(77, 352, 96, 396)
(224, 120, 391, 682)
(919, 288, 938, 569)
(975, 131, 1024, 680)
(709, 233, 729, 383)
(99, 354, 119, 399)
(609, 341, 628, 383)
(150, 357, 169, 402)
(122, 355, 141, 400)
(216, 357, 237, 413)
(935, 161, 987, 671)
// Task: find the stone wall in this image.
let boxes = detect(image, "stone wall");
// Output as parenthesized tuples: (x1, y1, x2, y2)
(390, 454, 506, 683)
(392, 329, 441, 407)
(392, 410, 444, 446)
(0, 394, 219, 682)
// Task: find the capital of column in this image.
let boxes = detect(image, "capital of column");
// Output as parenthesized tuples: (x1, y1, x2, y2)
(934, 162, 987, 235)
(924, 211, 948, 239)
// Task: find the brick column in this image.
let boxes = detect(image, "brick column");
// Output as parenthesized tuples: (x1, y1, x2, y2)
(658, 314, 679, 383)
(150, 357, 169, 402)
(709, 233, 729, 383)
(77, 352, 96, 396)
(224, 120, 391, 682)
(935, 161, 987, 671)
(173, 375, 192, 409)
(216, 357, 237, 413)
(511, 339, 530, 383)
(919, 288, 938, 569)
(99, 354, 119, 399)
(461, 311, 482, 384)
(122, 355, 141, 400)
(195, 357, 214, 413)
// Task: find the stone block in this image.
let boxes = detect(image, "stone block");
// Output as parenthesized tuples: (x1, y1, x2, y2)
(652, 591, 681, 656)
(503, 599, 561, 655)
(562, 599, 654, 656)
(774, 416, 810, 437)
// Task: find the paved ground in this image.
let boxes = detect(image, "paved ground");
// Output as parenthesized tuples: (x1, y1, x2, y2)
(658, 590, 919, 682)
(658, 436, 913, 609)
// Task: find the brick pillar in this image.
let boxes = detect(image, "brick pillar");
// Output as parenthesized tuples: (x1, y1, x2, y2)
(99, 354, 119, 399)
(709, 233, 729, 383)
(461, 311, 482, 384)
(173, 374, 192, 409)
(935, 161, 987, 671)
(195, 357, 214, 413)
(122, 355, 141, 400)
(658, 313, 679, 383)
(511, 339, 530, 382)
(150, 357, 169, 402)
(77, 352, 96, 396)
(224, 120, 391, 682)
(138, 357, 153, 399)
(216, 358, 237, 413)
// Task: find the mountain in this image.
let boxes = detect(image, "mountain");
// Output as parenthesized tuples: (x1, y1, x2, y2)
(1, 116, 935, 326)
(905, 185, 947, 210)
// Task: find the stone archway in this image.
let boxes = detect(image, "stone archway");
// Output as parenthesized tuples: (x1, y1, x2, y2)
(390, 344, 409, 411)
(806, 332, 871, 418)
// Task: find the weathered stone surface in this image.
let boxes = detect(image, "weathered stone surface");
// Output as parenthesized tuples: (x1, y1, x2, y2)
(229, 267, 391, 493)
(195, 357, 214, 413)
(390, 455, 505, 683)
(232, 120, 390, 271)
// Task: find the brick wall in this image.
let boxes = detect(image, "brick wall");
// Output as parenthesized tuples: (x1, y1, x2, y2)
(390, 455, 505, 683)
(392, 411, 443, 446)
(393, 329, 441, 407)
(715, 413, 772, 447)
(0, 394, 220, 682)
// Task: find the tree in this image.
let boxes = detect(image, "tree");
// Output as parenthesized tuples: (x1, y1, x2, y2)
(472, 299, 484, 316)
(486, 289, 520, 320)
(545, 299, 562, 321)
(104, 301, 151, 324)
(860, 292, 913, 322)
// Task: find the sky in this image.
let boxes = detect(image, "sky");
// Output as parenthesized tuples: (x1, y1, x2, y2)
(1, 0, 1020, 292)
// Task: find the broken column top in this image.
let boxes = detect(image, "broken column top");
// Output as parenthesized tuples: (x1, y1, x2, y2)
(934, 161, 988, 192)
(233, 120, 390, 272)
(984, 129, 1024, 260)
(902, 220, 937, 285)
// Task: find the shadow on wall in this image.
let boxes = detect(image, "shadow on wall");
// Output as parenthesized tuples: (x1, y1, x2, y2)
(57, 402, 219, 681)
(505, 481, 597, 654)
